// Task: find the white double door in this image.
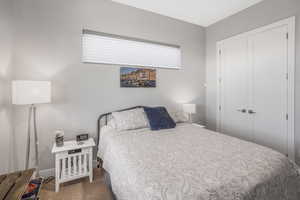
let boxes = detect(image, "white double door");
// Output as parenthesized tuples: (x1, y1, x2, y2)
(218, 18, 294, 157)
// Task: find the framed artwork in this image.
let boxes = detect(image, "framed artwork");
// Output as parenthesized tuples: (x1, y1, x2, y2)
(120, 67, 156, 88)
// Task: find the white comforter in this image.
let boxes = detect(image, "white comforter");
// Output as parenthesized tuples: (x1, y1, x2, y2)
(98, 123, 300, 200)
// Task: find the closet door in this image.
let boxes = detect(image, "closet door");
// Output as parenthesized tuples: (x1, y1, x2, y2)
(249, 25, 288, 155)
(219, 36, 252, 141)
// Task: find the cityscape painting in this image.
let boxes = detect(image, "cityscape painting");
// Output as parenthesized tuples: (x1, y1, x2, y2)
(120, 67, 156, 88)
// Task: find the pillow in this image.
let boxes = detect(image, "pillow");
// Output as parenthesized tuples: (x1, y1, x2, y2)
(169, 111, 189, 123)
(107, 118, 117, 129)
(112, 108, 149, 131)
(143, 107, 176, 130)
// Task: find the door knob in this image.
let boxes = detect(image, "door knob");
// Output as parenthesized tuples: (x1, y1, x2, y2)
(248, 109, 256, 114)
(237, 109, 247, 113)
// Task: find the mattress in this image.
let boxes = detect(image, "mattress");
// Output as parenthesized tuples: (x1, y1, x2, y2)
(98, 123, 300, 200)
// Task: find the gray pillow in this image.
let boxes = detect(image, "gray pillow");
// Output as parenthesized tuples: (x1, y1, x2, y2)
(112, 108, 149, 131)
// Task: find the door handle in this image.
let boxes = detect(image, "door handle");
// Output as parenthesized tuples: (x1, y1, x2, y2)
(248, 109, 256, 114)
(237, 109, 247, 113)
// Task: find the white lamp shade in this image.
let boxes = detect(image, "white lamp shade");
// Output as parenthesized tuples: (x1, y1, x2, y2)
(12, 81, 51, 105)
(183, 104, 196, 114)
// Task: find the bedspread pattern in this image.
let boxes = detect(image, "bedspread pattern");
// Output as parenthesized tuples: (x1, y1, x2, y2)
(98, 124, 300, 200)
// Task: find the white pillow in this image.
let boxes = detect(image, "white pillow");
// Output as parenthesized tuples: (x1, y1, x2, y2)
(107, 118, 117, 129)
(169, 111, 189, 123)
(112, 108, 149, 131)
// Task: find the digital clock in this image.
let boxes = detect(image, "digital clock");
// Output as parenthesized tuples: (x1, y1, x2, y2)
(76, 133, 89, 142)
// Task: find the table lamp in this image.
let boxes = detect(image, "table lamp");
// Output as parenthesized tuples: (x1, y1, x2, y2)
(12, 80, 51, 176)
(183, 104, 196, 123)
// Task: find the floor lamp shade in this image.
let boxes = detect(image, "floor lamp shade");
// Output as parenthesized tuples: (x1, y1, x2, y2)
(12, 81, 51, 105)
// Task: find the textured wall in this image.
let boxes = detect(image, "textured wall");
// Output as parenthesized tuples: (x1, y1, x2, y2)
(12, 0, 206, 170)
(205, 0, 300, 162)
(0, 0, 13, 173)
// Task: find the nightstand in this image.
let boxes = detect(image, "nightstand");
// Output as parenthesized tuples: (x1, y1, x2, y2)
(51, 138, 95, 192)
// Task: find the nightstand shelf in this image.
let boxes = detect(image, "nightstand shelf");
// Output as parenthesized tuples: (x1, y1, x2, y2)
(51, 138, 95, 192)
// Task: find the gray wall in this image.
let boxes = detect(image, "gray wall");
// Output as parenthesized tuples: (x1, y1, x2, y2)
(205, 0, 300, 162)
(0, 0, 13, 173)
(12, 0, 206, 170)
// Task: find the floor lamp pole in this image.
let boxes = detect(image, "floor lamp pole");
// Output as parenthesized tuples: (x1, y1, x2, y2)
(33, 105, 39, 177)
(25, 104, 40, 177)
(25, 105, 33, 169)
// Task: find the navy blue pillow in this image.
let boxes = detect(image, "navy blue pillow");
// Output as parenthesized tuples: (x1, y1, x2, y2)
(143, 107, 176, 130)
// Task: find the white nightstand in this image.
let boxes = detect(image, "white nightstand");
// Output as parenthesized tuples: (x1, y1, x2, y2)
(51, 138, 95, 192)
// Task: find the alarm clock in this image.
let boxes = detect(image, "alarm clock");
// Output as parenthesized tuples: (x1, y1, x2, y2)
(76, 133, 89, 142)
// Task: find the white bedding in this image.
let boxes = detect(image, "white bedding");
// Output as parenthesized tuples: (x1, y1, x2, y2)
(98, 123, 300, 200)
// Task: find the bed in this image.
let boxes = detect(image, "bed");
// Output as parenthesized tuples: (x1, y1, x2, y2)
(96, 106, 300, 200)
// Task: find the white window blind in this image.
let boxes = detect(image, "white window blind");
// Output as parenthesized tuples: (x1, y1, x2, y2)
(82, 31, 181, 69)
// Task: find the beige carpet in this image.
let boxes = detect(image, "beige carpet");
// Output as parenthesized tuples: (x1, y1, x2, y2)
(40, 169, 114, 200)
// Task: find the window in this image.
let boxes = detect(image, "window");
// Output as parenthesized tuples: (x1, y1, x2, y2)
(82, 30, 181, 69)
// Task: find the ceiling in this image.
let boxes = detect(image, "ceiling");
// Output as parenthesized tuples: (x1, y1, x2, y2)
(111, 0, 264, 27)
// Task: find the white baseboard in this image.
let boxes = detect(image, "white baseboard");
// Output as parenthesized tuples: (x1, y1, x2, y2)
(40, 160, 99, 177)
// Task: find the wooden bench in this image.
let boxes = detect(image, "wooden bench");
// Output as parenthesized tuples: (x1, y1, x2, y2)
(0, 169, 35, 200)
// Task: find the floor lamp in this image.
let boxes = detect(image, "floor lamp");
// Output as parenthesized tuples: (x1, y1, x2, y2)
(12, 80, 51, 177)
